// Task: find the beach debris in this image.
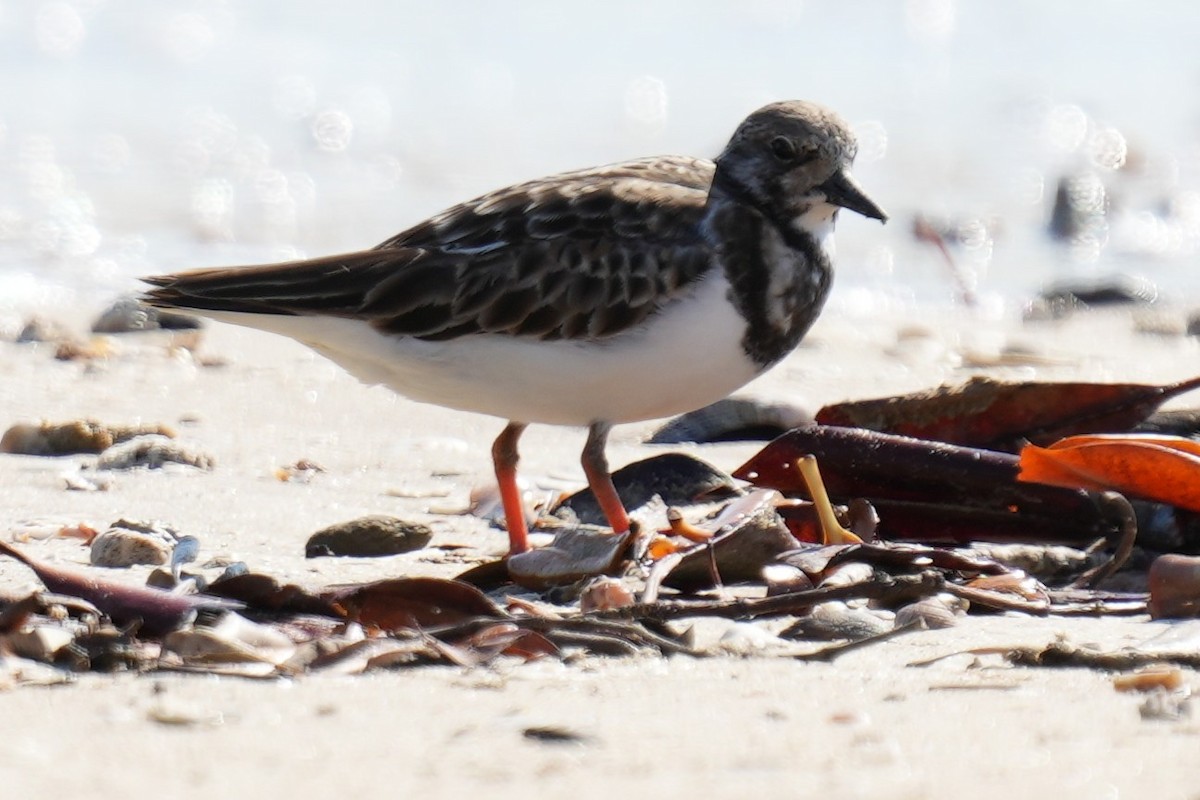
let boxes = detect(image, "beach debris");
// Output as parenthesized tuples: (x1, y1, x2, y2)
(14, 316, 74, 344)
(304, 515, 433, 558)
(161, 612, 297, 669)
(1138, 691, 1191, 722)
(578, 577, 635, 612)
(522, 726, 593, 745)
(966, 543, 1093, 582)
(1147, 554, 1200, 618)
(659, 489, 799, 591)
(505, 527, 634, 590)
(781, 601, 891, 641)
(6, 625, 75, 662)
(648, 396, 812, 444)
(736, 425, 1122, 546)
(1020, 433, 1200, 512)
(275, 458, 326, 483)
(1027, 275, 1158, 321)
(11, 521, 99, 544)
(555, 453, 740, 526)
(90, 519, 181, 567)
(94, 434, 215, 470)
(91, 296, 203, 334)
(894, 597, 962, 630)
(204, 571, 341, 617)
(1112, 666, 1185, 693)
(0, 539, 240, 635)
(62, 469, 115, 491)
(1, 419, 175, 456)
(814, 375, 1200, 452)
(322, 576, 507, 630)
(0, 652, 74, 689)
(54, 336, 117, 362)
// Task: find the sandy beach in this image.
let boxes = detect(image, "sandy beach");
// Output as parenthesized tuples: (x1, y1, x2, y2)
(1, 302, 1199, 799)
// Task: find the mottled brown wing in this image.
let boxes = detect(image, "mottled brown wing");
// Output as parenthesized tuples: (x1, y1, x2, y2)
(144, 156, 717, 342)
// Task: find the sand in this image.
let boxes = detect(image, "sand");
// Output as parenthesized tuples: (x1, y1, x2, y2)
(2, 302, 1200, 799)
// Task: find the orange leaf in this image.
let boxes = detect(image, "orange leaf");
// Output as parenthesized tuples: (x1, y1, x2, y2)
(1046, 433, 1200, 459)
(1019, 435, 1200, 512)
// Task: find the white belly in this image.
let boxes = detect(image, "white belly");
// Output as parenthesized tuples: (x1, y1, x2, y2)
(199, 269, 763, 426)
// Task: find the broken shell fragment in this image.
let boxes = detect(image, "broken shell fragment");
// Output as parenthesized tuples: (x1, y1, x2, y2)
(506, 527, 634, 590)
(5, 626, 76, 663)
(579, 577, 635, 613)
(1113, 666, 1185, 693)
(894, 597, 961, 630)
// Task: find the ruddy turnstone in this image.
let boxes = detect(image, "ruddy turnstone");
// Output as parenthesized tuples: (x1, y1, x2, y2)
(144, 100, 886, 556)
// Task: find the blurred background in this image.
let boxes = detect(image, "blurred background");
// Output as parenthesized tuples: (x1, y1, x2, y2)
(2, 0, 1199, 317)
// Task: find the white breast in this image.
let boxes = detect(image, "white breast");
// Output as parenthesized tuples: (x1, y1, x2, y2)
(201, 269, 763, 426)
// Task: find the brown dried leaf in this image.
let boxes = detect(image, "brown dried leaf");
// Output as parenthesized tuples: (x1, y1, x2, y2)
(815, 375, 1200, 451)
(322, 577, 507, 631)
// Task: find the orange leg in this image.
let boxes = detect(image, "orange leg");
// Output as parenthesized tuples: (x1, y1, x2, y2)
(582, 422, 632, 535)
(492, 422, 530, 555)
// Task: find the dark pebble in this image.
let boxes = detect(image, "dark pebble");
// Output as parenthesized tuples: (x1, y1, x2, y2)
(304, 515, 433, 558)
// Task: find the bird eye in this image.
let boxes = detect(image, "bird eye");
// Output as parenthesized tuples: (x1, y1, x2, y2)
(769, 136, 797, 162)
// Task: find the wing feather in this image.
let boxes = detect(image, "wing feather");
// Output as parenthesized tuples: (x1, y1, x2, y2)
(143, 156, 718, 342)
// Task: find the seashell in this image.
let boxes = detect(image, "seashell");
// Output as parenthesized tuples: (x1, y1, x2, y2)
(95, 435, 214, 470)
(662, 489, 798, 591)
(648, 396, 812, 444)
(819, 561, 874, 588)
(762, 564, 815, 596)
(90, 519, 180, 567)
(557, 453, 740, 527)
(894, 597, 961, 630)
(578, 576, 634, 612)
(62, 470, 114, 492)
(506, 527, 633, 590)
(5, 627, 75, 663)
(161, 612, 295, 669)
(305, 515, 433, 558)
(91, 296, 204, 334)
(715, 621, 789, 655)
(91, 530, 171, 567)
(780, 601, 891, 641)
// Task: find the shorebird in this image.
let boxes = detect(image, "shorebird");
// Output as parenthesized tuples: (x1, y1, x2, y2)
(144, 100, 886, 556)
